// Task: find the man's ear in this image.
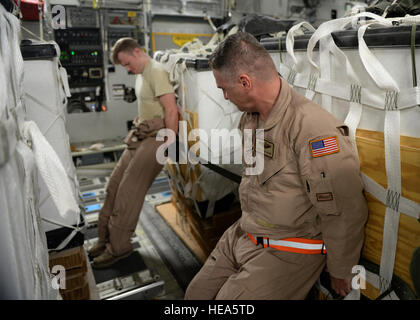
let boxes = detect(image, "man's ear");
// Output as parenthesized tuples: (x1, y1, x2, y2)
(238, 74, 252, 89)
(132, 47, 142, 56)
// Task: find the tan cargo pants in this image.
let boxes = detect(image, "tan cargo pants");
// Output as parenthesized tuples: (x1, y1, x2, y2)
(97, 136, 164, 256)
(185, 221, 326, 300)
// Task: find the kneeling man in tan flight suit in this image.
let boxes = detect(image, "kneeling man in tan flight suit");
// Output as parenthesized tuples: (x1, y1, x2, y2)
(89, 38, 178, 268)
(185, 32, 368, 299)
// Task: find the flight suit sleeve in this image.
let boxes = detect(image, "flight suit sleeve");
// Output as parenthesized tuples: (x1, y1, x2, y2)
(296, 127, 368, 279)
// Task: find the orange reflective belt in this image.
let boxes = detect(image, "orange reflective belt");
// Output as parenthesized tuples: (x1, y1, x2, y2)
(247, 233, 326, 255)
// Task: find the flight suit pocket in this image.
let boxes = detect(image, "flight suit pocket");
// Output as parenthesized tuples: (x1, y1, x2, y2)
(306, 175, 339, 216)
(257, 158, 288, 190)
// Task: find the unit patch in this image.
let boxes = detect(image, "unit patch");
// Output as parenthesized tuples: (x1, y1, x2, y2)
(310, 136, 339, 158)
(263, 139, 275, 158)
(316, 192, 334, 202)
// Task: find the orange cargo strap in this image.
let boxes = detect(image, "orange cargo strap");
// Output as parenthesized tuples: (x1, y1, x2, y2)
(248, 233, 326, 255)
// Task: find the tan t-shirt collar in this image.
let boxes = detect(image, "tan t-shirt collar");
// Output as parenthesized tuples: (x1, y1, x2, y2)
(140, 58, 152, 75)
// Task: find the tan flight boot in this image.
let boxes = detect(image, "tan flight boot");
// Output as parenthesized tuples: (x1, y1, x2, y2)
(92, 250, 133, 269)
(87, 240, 106, 258)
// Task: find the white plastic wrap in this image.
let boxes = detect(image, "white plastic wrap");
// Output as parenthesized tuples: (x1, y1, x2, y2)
(0, 5, 60, 299)
(23, 42, 81, 234)
(23, 121, 80, 222)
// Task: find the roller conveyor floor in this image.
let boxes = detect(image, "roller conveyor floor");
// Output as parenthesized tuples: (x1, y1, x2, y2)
(80, 170, 202, 300)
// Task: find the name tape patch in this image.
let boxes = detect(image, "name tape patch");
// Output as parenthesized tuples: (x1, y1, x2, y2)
(310, 136, 339, 158)
(316, 192, 334, 202)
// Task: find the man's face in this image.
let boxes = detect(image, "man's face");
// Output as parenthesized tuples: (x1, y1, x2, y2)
(213, 69, 252, 112)
(118, 48, 143, 74)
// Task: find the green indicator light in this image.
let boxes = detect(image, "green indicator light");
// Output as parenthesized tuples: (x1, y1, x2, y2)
(71, 51, 75, 55)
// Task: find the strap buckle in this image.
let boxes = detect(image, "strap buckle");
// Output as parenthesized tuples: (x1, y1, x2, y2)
(256, 236, 264, 247)
(321, 243, 327, 255)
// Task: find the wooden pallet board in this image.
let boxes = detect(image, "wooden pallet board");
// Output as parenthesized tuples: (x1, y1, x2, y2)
(356, 128, 420, 294)
(156, 202, 208, 264)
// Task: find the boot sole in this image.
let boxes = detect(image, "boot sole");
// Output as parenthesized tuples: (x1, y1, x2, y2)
(88, 247, 106, 259)
(92, 251, 133, 269)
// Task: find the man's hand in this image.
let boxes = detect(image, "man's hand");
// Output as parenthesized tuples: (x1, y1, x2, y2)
(330, 274, 352, 297)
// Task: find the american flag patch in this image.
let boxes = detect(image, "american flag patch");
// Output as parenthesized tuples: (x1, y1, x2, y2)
(310, 136, 339, 158)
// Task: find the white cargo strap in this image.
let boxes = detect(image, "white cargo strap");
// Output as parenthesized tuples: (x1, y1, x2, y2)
(319, 36, 332, 113)
(364, 269, 399, 300)
(285, 21, 316, 99)
(48, 41, 71, 99)
(308, 22, 364, 154)
(306, 12, 391, 70)
(400, 14, 420, 25)
(286, 21, 316, 73)
(278, 69, 359, 111)
(358, 21, 402, 294)
(361, 173, 420, 220)
(58, 65, 71, 98)
(41, 216, 82, 251)
(334, 36, 362, 154)
(318, 268, 398, 300)
(168, 56, 187, 103)
(287, 71, 420, 112)
(24, 93, 65, 133)
(280, 13, 420, 113)
(190, 165, 220, 218)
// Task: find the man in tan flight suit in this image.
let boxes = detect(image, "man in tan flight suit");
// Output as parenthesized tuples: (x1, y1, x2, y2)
(184, 32, 368, 299)
(89, 38, 178, 268)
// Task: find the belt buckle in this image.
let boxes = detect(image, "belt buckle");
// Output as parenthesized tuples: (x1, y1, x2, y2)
(256, 237, 264, 247)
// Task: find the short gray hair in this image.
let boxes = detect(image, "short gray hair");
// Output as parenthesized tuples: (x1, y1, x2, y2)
(209, 32, 276, 81)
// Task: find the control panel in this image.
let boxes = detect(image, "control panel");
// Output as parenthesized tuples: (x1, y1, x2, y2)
(55, 28, 103, 82)
(52, 6, 145, 117)
(66, 7, 100, 28)
(54, 17, 105, 112)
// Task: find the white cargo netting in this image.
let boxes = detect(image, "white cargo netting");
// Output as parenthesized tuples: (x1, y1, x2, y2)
(269, 12, 420, 299)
